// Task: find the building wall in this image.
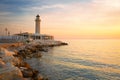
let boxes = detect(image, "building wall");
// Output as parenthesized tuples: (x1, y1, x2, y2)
(0, 36, 25, 43)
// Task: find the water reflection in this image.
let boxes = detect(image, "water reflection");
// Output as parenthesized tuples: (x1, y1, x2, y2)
(27, 39, 120, 80)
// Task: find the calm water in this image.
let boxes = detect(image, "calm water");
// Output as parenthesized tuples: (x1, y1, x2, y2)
(27, 39, 120, 80)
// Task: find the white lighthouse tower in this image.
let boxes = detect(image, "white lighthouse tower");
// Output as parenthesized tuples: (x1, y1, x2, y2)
(35, 14, 41, 34)
(14, 14, 54, 40)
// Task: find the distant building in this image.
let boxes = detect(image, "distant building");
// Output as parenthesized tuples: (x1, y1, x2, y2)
(0, 14, 54, 43)
(15, 14, 54, 40)
(0, 36, 25, 43)
(15, 32, 54, 40)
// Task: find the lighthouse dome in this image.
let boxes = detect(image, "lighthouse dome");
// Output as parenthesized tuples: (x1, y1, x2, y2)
(36, 14, 40, 17)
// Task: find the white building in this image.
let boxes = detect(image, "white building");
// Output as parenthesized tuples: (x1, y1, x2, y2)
(0, 15, 54, 43)
(0, 36, 25, 43)
(15, 14, 54, 40)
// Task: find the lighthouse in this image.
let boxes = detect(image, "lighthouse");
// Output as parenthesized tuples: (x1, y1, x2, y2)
(35, 14, 41, 34)
(15, 14, 54, 40)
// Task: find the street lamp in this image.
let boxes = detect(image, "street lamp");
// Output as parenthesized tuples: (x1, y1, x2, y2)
(5, 28, 8, 36)
(8, 31, 10, 36)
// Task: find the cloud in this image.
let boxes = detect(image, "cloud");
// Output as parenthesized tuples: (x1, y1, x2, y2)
(92, 0, 120, 8)
(0, 12, 12, 16)
(6, 0, 120, 29)
(37, 4, 65, 10)
(22, 4, 66, 12)
(1, 0, 120, 38)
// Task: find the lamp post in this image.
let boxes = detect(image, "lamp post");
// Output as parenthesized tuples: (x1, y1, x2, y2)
(5, 28, 8, 36)
(8, 31, 10, 36)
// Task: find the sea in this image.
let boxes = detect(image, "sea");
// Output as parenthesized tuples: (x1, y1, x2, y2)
(26, 39, 120, 80)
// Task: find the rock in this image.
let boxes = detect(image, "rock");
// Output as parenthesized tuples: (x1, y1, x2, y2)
(0, 48, 15, 57)
(21, 67, 39, 79)
(0, 48, 21, 66)
(0, 59, 5, 68)
(21, 69, 33, 78)
(35, 74, 44, 80)
(19, 61, 31, 69)
(0, 48, 29, 80)
(33, 52, 42, 58)
(0, 40, 68, 80)
(48, 45, 54, 47)
(61, 42, 68, 45)
(32, 69, 39, 79)
(0, 62, 24, 80)
(23, 78, 32, 80)
(0, 46, 42, 80)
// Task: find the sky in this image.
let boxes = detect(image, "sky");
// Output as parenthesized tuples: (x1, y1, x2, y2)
(0, 0, 120, 39)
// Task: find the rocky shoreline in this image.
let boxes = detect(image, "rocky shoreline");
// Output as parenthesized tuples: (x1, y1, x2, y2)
(0, 40, 68, 80)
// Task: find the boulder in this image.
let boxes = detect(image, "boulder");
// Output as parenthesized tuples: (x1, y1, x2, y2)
(0, 59, 5, 68)
(0, 48, 15, 57)
(21, 67, 39, 79)
(33, 52, 42, 58)
(0, 62, 24, 80)
(0, 48, 21, 66)
(21, 69, 33, 78)
(36, 74, 44, 80)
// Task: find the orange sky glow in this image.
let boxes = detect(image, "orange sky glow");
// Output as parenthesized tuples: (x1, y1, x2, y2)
(0, 0, 120, 39)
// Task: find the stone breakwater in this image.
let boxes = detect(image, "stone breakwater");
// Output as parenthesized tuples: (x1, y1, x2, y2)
(0, 40, 68, 80)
